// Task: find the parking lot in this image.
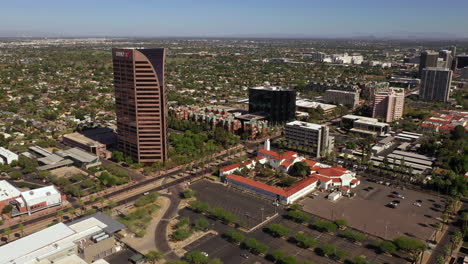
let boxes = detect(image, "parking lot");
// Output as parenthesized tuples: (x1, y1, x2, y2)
(299, 180, 445, 241)
(190, 180, 280, 229)
(184, 211, 407, 264)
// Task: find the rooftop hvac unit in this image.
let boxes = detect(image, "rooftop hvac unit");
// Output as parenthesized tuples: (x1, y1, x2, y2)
(91, 232, 107, 241)
(94, 234, 110, 243)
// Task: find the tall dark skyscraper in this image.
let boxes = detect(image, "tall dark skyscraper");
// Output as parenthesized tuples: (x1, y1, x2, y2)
(248, 86, 296, 125)
(112, 48, 168, 163)
(419, 50, 438, 77)
(419, 67, 452, 103)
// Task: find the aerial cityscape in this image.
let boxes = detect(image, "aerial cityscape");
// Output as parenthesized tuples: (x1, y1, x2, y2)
(0, 1, 467, 264)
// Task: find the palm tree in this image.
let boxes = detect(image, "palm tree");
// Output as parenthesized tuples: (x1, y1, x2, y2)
(4, 227, 11, 242)
(434, 222, 442, 240)
(451, 231, 463, 252)
(18, 224, 24, 237)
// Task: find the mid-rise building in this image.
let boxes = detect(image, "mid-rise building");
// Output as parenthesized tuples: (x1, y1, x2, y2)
(419, 67, 452, 102)
(248, 86, 296, 125)
(372, 88, 405, 122)
(62, 132, 110, 158)
(419, 50, 439, 77)
(285, 121, 334, 157)
(112, 48, 168, 163)
(324, 89, 359, 108)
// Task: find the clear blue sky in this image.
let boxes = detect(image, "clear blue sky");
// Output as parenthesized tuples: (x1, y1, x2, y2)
(2, 0, 467, 38)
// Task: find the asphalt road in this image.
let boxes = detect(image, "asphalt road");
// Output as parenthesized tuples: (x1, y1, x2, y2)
(0, 150, 237, 235)
(155, 185, 183, 261)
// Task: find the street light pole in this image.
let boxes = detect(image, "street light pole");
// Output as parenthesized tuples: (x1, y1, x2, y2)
(261, 207, 264, 222)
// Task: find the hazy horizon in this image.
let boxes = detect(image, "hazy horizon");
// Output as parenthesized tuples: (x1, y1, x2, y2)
(2, 0, 468, 40)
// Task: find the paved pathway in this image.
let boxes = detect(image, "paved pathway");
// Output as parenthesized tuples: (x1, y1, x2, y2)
(155, 185, 183, 261)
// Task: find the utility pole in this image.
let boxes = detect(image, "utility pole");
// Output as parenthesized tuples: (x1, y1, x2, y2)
(261, 207, 264, 222)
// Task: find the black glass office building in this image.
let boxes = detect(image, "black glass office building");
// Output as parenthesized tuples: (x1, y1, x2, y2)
(248, 86, 296, 125)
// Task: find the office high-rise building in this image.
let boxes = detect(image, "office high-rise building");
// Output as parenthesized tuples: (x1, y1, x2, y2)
(419, 67, 452, 103)
(112, 48, 168, 163)
(249, 86, 296, 125)
(372, 88, 405, 123)
(419, 50, 438, 77)
(285, 121, 334, 158)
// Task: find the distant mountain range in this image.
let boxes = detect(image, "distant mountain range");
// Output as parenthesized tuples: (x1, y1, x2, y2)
(0, 30, 467, 41)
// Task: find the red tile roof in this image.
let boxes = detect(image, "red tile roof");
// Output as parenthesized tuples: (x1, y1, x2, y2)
(317, 167, 347, 177)
(258, 149, 279, 157)
(304, 160, 319, 167)
(227, 174, 318, 198)
(283, 151, 297, 160)
(331, 178, 342, 183)
(280, 160, 293, 168)
(284, 177, 318, 196)
(227, 174, 286, 196)
(311, 174, 332, 183)
(351, 179, 360, 184)
(220, 163, 241, 172)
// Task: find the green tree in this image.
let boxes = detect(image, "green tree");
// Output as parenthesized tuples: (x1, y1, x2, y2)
(288, 162, 311, 177)
(266, 224, 292, 238)
(111, 151, 124, 162)
(287, 210, 310, 223)
(393, 236, 426, 254)
(294, 232, 317, 249)
(193, 217, 209, 231)
(334, 218, 348, 229)
(145, 250, 164, 263)
(224, 229, 245, 244)
(184, 251, 209, 264)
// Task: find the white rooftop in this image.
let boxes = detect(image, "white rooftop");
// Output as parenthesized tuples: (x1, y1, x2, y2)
(0, 180, 20, 202)
(295, 99, 336, 110)
(0, 223, 75, 264)
(251, 86, 290, 91)
(0, 147, 18, 164)
(21, 185, 60, 204)
(286, 120, 324, 130)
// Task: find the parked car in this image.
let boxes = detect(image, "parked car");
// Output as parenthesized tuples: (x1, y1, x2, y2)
(413, 202, 422, 207)
(201, 252, 209, 257)
(240, 253, 249, 259)
(388, 194, 397, 198)
(397, 194, 405, 199)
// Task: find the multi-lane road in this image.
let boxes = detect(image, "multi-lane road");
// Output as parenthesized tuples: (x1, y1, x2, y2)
(0, 149, 242, 238)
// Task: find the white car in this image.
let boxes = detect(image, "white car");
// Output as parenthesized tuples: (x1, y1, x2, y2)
(413, 202, 422, 207)
(201, 252, 209, 257)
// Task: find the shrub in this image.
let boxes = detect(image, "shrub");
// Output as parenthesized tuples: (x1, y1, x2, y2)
(353, 256, 368, 264)
(189, 200, 210, 213)
(243, 238, 269, 255)
(393, 236, 426, 253)
(134, 192, 159, 207)
(184, 251, 208, 264)
(1, 205, 13, 214)
(224, 229, 245, 244)
(334, 218, 348, 229)
(375, 240, 397, 254)
(314, 220, 338, 233)
(266, 224, 292, 238)
(268, 250, 286, 262)
(182, 188, 196, 199)
(319, 244, 336, 256)
(176, 217, 190, 228)
(172, 228, 193, 241)
(287, 210, 310, 223)
(294, 232, 317, 249)
(341, 230, 365, 243)
(193, 217, 209, 231)
(332, 249, 348, 261)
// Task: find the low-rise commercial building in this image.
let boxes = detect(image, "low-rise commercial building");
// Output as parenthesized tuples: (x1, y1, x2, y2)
(0, 147, 18, 165)
(62, 132, 110, 159)
(0, 180, 66, 216)
(341, 115, 390, 137)
(295, 99, 336, 115)
(421, 110, 468, 134)
(23, 146, 101, 171)
(0, 212, 124, 264)
(223, 146, 359, 204)
(285, 121, 334, 158)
